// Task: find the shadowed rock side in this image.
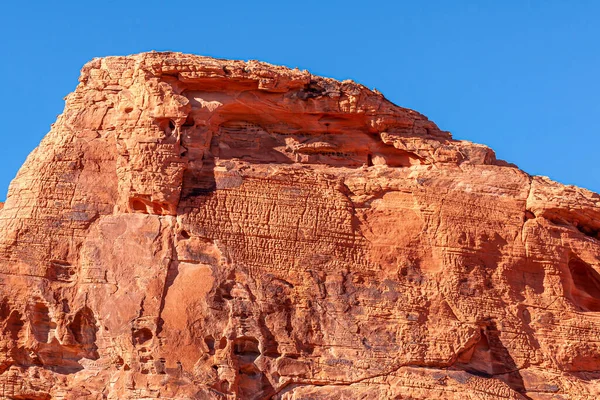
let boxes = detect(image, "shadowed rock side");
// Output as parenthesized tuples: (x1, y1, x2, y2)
(0, 52, 599, 399)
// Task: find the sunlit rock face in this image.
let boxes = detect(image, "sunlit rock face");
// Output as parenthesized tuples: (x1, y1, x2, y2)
(0, 52, 599, 399)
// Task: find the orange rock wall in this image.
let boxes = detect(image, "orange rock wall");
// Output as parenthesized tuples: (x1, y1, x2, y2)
(0, 52, 599, 399)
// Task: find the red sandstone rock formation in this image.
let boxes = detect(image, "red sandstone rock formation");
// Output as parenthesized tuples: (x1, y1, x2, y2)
(0, 52, 599, 399)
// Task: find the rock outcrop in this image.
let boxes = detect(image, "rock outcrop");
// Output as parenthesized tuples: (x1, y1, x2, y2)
(0, 52, 599, 399)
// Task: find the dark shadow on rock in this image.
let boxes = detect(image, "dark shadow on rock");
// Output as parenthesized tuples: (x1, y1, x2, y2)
(232, 336, 275, 400)
(454, 321, 531, 399)
(156, 258, 180, 337)
(566, 254, 600, 311)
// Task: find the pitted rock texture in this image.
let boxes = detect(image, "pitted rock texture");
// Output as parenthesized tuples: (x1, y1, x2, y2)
(0, 52, 599, 399)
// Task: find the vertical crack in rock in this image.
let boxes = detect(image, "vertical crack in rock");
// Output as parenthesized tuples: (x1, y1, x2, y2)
(156, 222, 180, 337)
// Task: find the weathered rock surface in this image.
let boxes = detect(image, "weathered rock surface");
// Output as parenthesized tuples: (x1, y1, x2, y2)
(0, 52, 599, 399)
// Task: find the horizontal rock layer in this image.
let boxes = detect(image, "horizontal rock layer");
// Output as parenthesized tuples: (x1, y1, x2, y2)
(0, 52, 599, 399)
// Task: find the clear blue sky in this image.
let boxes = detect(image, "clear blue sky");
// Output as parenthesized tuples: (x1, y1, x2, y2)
(1, 1, 598, 201)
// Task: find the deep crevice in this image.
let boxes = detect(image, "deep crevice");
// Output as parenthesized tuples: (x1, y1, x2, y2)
(567, 255, 600, 312)
(453, 323, 530, 398)
(68, 307, 99, 359)
(27, 301, 53, 343)
(4, 310, 24, 340)
(232, 336, 274, 399)
(132, 327, 153, 345)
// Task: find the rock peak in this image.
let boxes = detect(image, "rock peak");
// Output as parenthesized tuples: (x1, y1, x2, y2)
(0, 53, 599, 398)
(70, 52, 499, 215)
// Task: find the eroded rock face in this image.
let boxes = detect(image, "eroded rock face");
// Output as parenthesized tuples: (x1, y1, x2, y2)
(0, 52, 599, 399)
